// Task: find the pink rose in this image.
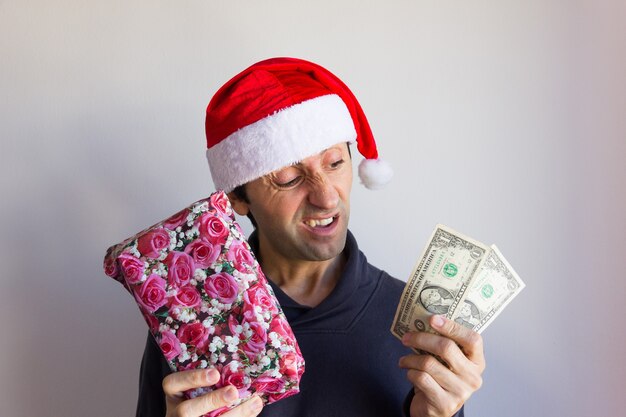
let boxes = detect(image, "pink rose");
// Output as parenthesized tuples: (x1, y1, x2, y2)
(169, 285, 201, 309)
(209, 192, 232, 218)
(226, 240, 256, 273)
(118, 252, 145, 284)
(103, 255, 119, 278)
(241, 319, 267, 357)
(244, 283, 278, 315)
(220, 363, 251, 395)
(269, 390, 297, 403)
(270, 317, 295, 346)
(158, 330, 182, 361)
(177, 322, 209, 351)
(137, 228, 170, 258)
(278, 352, 299, 379)
(204, 272, 239, 304)
(135, 274, 167, 313)
(198, 214, 229, 245)
(184, 237, 221, 269)
(163, 208, 188, 230)
(166, 251, 194, 287)
(252, 374, 285, 395)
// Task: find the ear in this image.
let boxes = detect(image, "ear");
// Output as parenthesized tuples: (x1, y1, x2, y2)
(227, 191, 250, 216)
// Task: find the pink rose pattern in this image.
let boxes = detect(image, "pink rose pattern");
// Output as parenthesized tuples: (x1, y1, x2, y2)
(103, 192, 304, 415)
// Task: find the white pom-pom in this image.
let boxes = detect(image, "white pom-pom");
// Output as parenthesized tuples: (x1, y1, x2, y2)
(358, 158, 393, 190)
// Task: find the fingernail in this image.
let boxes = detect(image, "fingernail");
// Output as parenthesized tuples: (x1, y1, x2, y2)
(206, 368, 219, 383)
(401, 333, 410, 345)
(224, 386, 238, 402)
(432, 315, 445, 328)
(248, 396, 263, 413)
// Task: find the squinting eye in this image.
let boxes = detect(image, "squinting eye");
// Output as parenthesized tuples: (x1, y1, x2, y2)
(330, 159, 345, 168)
(276, 176, 302, 188)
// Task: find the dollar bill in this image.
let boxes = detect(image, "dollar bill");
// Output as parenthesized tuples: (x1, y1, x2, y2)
(390, 225, 490, 339)
(450, 245, 525, 333)
(391, 225, 525, 342)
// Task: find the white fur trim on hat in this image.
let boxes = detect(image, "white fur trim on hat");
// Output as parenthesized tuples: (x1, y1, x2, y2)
(206, 94, 357, 192)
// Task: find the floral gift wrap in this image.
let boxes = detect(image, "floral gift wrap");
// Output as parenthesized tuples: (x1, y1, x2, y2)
(103, 191, 305, 415)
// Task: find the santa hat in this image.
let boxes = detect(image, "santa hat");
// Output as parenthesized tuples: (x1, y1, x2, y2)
(205, 57, 392, 192)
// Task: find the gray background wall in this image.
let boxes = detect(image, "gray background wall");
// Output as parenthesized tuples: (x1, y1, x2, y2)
(1, 1, 624, 416)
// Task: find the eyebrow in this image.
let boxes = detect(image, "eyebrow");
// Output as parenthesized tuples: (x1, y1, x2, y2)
(285, 145, 347, 169)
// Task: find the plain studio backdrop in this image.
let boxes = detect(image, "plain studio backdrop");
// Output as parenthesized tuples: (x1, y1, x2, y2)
(1, 1, 624, 416)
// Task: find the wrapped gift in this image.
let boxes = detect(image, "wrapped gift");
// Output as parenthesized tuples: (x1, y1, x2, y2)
(103, 191, 304, 415)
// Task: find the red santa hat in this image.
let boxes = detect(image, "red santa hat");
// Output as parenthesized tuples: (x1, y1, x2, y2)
(205, 57, 392, 192)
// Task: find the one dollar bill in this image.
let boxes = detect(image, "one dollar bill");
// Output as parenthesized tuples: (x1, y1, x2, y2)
(450, 244, 525, 334)
(391, 225, 525, 340)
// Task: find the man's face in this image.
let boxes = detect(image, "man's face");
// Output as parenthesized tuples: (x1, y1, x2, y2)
(232, 143, 353, 264)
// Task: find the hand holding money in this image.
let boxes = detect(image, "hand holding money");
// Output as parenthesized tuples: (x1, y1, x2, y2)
(393, 225, 523, 417)
(399, 314, 485, 417)
(391, 225, 525, 339)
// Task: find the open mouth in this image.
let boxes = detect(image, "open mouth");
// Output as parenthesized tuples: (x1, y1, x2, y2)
(304, 216, 336, 228)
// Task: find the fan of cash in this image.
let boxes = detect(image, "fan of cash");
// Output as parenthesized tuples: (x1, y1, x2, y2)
(391, 224, 525, 339)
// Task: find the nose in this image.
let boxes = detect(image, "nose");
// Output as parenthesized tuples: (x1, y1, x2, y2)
(307, 174, 339, 210)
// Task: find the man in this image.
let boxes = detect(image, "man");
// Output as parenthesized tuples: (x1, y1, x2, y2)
(136, 58, 485, 417)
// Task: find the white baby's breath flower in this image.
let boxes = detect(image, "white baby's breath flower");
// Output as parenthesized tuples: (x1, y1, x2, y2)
(194, 269, 207, 281)
(269, 333, 281, 349)
(219, 353, 226, 363)
(180, 349, 191, 362)
(179, 309, 196, 323)
(210, 353, 218, 363)
(129, 244, 140, 258)
(165, 317, 174, 324)
(259, 356, 271, 367)
(200, 360, 208, 368)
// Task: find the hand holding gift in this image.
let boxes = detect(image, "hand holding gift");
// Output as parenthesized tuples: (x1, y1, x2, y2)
(103, 191, 305, 416)
(162, 368, 263, 417)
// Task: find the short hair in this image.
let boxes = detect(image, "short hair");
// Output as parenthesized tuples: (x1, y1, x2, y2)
(231, 184, 257, 228)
